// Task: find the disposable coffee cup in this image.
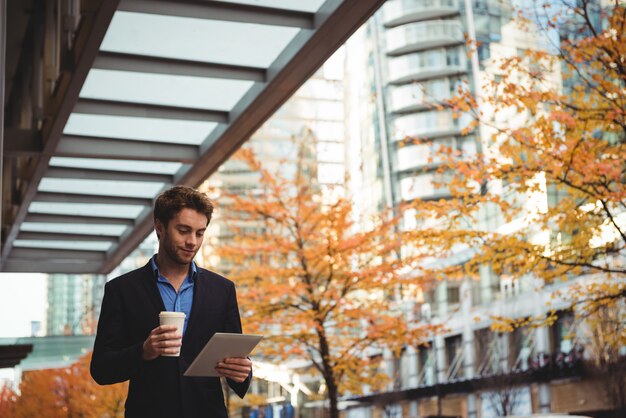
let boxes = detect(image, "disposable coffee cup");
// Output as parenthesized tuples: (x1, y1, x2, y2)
(158, 311, 186, 357)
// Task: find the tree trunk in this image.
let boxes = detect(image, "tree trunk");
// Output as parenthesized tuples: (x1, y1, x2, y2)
(327, 379, 340, 418)
(317, 324, 340, 418)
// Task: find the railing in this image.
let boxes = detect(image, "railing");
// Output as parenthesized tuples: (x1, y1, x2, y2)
(382, 0, 460, 27)
(417, 351, 436, 386)
(387, 81, 453, 113)
(512, 331, 536, 372)
(386, 21, 464, 55)
(446, 346, 465, 381)
(391, 110, 461, 140)
(476, 335, 508, 377)
(388, 53, 468, 84)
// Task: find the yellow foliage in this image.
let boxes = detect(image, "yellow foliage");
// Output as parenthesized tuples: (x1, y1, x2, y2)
(405, 3, 626, 324)
(209, 148, 437, 415)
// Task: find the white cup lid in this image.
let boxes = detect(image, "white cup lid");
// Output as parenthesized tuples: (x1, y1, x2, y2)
(159, 311, 186, 318)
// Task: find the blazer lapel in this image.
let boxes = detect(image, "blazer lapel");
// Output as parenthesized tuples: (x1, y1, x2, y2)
(139, 261, 166, 313)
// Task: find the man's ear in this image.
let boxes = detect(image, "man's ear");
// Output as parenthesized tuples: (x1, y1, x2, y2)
(154, 219, 163, 240)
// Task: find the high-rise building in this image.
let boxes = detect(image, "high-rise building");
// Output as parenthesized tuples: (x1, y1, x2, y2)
(341, 1, 619, 417)
(346, 0, 514, 312)
(200, 55, 345, 273)
(46, 274, 107, 336)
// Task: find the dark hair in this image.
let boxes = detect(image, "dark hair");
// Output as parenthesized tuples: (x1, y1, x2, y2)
(154, 186, 214, 228)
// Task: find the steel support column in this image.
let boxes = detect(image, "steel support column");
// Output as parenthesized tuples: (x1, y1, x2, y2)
(0, 0, 6, 256)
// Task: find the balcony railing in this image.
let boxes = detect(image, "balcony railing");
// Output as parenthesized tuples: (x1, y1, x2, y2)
(446, 346, 465, 381)
(387, 81, 453, 114)
(386, 21, 464, 56)
(382, 0, 461, 28)
(391, 110, 463, 141)
(388, 53, 468, 84)
(417, 352, 436, 386)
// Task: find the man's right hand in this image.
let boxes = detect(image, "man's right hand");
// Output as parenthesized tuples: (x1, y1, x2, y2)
(142, 325, 182, 360)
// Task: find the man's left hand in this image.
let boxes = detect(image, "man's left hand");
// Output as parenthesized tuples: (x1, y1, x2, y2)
(215, 357, 252, 383)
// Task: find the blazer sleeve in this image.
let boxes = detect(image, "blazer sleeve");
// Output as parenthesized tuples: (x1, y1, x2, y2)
(90, 281, 144, 385)
(224, 281, 252, 398)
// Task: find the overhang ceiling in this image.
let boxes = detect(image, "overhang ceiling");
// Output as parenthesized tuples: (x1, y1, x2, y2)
(1, 0, 385, 274)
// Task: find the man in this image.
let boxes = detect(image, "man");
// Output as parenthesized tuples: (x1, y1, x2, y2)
(90, 186, 252, 418)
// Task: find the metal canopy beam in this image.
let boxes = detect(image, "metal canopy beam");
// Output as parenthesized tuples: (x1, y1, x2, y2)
(46, 166, 174, 183)
(18, 231, 119, 243)
(0, 344, 33, 369)
(25, 213, 135, 226)
(0, 0, 122, 269)
(100, 0, 387, 273)
(118, 0, 315, 29)
(74, 99, 229, 123)
(3, 129, 42, 156)
(56, 135, 199, 163)
(35, 192, 153, 207)
(4, 260, 103, 274)
(94, 51, 266, 81)
(11, 248, 106, 261)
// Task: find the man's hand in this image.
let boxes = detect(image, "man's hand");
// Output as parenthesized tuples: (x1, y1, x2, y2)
(142, 325, 182, 360)
(215, 357, 252, 382)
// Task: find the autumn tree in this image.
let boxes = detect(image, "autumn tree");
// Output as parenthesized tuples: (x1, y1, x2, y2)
(403, 0, 625, 325)
(0, 384, 18, 418)
(0, 352, 127, 418)
(208, 148, 435, 418)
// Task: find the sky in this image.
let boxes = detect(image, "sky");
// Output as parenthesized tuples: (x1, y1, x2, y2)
(0, 273, 47, 338)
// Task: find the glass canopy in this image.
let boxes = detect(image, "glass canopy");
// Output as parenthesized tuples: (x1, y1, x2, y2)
(3, 0, 384, 274)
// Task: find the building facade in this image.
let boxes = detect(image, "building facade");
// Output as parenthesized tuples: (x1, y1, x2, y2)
(342, 0, 623, 417)
(46, 274, 106, 336)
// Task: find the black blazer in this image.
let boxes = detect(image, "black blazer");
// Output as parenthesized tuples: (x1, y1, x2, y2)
(90, 262, 251, 418)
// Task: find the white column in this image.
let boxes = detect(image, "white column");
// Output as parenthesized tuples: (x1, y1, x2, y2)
(534, 282, 552, 413)
(435, 334, 446, 383)
(467, 393, 478, 418)
(479, 264, 493, 305)
(535, 325, 552, 412)
(383, 347, 395, 391)
(461, 279, 478, 418)
(461, 279, 475, 379)
(406, 345, 418, 388)
(409, 400, 419, 418)
(499, 332, 510, 373)
(436, 281, 448, 317)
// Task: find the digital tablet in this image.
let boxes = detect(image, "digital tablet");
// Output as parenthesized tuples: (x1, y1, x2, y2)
(184, 332, 263, 377)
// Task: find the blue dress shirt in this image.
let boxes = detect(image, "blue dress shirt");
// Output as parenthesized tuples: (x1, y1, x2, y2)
(150, 255, 196, 335)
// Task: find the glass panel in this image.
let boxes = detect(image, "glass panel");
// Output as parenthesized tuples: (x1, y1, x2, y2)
(29, 202, 145, 218)
(21, 223, 127, 236)
(396, 138, 453, 171)
(400, 173, 450, 200)
(38, 178, 163, 198)
(101, 11, 299, 68)
(80, 69, 253, 111)
(213, 0, 326, 12)
(49, 157, 182, 175)
(13, 240, 113, 251)
(64, 114, 217, 144)
(401, 174, 435, 200)
(391, 110, 458, 140)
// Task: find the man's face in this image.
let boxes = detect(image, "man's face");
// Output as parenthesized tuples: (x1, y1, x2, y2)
(156, 208, 208, 266)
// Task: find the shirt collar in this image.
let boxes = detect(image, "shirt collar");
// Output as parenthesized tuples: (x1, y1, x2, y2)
(150, 255, 197, 282)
